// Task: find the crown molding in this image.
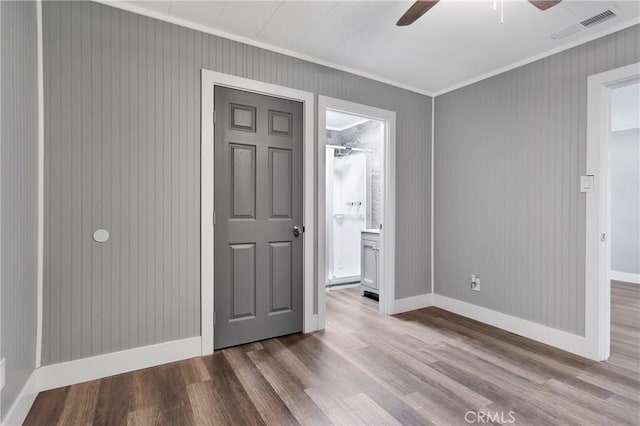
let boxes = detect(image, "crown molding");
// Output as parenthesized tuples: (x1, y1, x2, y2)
(91, 0, 436, 97)
(91, 2, 638, 99)
(433, 17, 640, 97)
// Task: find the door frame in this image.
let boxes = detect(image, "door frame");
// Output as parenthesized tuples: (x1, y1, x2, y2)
(200, 70, 316, 355)
(585, 61, 640, 361)
(317, 95, 396, 324)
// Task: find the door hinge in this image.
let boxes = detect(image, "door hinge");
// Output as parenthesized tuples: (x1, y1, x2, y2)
(213, 312, 216, 325)
(213, 211, 216, 226)
(213, 110, 216, 125)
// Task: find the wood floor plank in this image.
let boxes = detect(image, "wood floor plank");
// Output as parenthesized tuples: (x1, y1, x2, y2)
(484, 398, 574, 426)
(246, 348, 330, 425)
(179, 357, 211, 385)
(304, 385, 367, 426)
(202, 352, 266, 426)
(277, 332, 366, 399)
(259, 338, 320, 389)
(297, 335, 435, 425)
(23, 387, 70, 426)
(427, 358, 596, 425)
(93, 373, 135, 426)
(24, 282, 640, 425)
(186, 381, 233, 425)
(343, 393, 402, 426)
(126, 406, 164, 426)
(56, 381, 100, 426)
(128, 367, 163, 412)
(153, 363, 197, 425)
(402, 391, 467, 426)
(282, 330, 433, 425)
(545, 378, 636, 425)
(223, 346, 299, 426)
(555, 375, 615, 400)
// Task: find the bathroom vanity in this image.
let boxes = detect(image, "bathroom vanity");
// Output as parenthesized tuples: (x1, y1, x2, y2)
(360, 229, 380, 298)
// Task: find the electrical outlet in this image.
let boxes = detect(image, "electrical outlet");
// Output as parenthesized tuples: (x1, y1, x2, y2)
(471, 274, 481, 292)
(1, 357, 5, 391)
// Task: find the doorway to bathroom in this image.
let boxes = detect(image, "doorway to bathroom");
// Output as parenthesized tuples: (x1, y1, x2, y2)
(325, 111, 382, 289)
(317, 96, 396, 324)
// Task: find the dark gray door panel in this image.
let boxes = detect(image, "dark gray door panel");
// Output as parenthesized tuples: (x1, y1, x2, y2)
(214, 87, 303, 349)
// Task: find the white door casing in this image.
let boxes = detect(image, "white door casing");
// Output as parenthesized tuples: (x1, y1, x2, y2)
(317, 95, 396, 322)
(201, 70, 316, 355)
(585, 61, 640, 361)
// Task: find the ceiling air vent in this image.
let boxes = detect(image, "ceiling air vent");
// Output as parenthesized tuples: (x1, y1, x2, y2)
(547, 8, 618, 40)
(580, 9, 616, 27)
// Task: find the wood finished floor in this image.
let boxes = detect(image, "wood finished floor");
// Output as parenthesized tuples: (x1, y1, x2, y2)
(25, 282, 639, 425)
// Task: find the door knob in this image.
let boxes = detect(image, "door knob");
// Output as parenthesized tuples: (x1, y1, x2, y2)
(293, 226, 304, 237)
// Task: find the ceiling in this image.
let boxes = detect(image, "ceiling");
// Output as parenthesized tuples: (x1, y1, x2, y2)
(326, 110, 371, 131)
(122, 0, 640, 95)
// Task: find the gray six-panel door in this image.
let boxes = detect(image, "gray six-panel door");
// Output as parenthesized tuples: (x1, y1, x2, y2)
(214, 87, 303, 349)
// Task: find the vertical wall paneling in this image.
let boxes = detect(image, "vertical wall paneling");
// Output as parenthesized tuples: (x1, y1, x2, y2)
(42, 1, 433, 365)
(434, 25, 640, 335)
(0, 0, 38, 419)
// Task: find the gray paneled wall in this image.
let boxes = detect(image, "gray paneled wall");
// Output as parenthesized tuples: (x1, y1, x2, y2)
(42, 1, 432, 365)
(434, 25, 640, 335)
(1, 0, 38, 419)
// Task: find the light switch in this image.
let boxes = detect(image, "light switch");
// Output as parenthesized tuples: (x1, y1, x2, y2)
(580, 175, 594, 193)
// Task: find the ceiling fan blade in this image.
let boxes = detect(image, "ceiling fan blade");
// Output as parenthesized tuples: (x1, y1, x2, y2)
(396, 0, 440, 26)
(528, 0, 563, 11)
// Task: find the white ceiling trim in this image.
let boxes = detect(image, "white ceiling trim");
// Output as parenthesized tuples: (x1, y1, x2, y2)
(433, 16, 640, 96)
(92, 0, 436, 97)
(95, 1, 638, 99)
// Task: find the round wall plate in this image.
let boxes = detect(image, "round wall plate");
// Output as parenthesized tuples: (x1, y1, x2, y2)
(93, 229, 109, 243)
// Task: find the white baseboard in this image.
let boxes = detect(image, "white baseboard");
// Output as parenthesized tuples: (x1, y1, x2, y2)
(2, 336, 202, 425)
(387, 288, 596, 360)
(0, 291, 602, 426)
(1, 336, 201, 425)
(432, 294, 593, 360)
(391, 293, 435, 314)
(2, 371, 39, 426)
(38, 336, 202, 392)
(611, 270, 640, 285)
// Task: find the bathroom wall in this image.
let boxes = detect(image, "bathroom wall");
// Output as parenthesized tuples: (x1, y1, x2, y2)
(331, 152, 367, 280)
(325, 119, 384, 283)
(326, 120, 384, 229)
